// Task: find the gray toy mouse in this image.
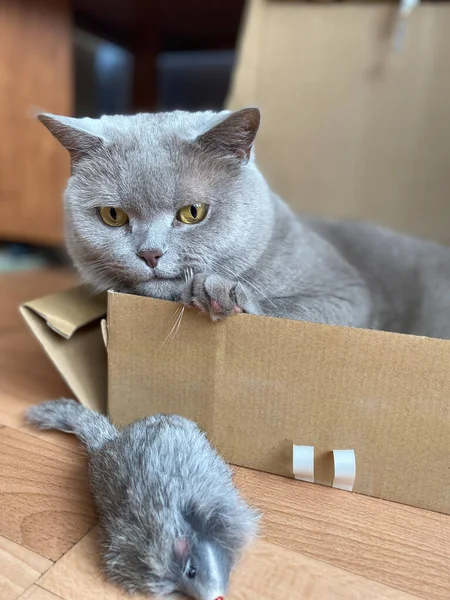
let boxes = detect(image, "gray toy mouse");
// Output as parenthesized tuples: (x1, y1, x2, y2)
(26, 399, 259, 599)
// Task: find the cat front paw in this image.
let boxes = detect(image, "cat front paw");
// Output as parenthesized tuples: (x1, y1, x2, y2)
(181, 274, 248, 320)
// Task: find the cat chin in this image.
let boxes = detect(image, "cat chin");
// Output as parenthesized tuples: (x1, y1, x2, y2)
(123, 278, 184, 302)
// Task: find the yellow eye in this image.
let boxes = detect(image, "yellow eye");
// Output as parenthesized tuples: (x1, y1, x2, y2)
(99, 207, 129, 227)
(176, 203, 208, 225)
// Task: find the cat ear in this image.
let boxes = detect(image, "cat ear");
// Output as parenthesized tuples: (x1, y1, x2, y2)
(37, 113, 106, 162)
(197, 107, 260, 164)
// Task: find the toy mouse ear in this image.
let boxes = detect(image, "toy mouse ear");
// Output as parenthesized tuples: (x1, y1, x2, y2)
(196, 107, 260, 164)
(174, 538, 190, 558)
(37, 113, 106, 163)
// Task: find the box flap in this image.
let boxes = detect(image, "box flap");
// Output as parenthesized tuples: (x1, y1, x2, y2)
(22, 285, 107, 339)
(227, 0, 450, 245)
(107, 292, 450, 515)
(21, 286, 107, 413)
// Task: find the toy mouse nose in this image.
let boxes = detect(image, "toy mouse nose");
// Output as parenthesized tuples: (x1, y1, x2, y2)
(138, 249, 163, 269)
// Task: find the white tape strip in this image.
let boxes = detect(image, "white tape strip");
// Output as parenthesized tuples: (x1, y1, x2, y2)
(292, 445, 314, 483)
(332, 449, 356, 492)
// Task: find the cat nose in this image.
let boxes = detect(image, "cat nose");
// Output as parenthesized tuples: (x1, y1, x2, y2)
(138, 249, 163, 269)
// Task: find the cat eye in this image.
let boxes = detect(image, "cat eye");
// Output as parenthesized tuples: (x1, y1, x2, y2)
(176, 203, 208, 225)
(99, 207, 129, 227)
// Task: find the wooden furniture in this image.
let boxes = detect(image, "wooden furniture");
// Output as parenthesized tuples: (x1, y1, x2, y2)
(0, 0, 71, 246)
(0, 269, 449, 600)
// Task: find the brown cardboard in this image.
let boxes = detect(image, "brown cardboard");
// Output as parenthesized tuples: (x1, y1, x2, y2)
(20, 286, 107, 412)
(227, 0, 450, 245)
(106, 291, 450, 514)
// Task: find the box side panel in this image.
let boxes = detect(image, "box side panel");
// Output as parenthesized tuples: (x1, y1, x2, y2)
(214, 315, 450, 514)
(21, 306, 107, 413)
(107, 293, 450, 515)
(107, 294, 223, 435)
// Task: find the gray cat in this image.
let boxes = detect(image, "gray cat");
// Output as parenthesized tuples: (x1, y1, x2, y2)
(27, 399, 258, 599)
(39, 108, 450, 338)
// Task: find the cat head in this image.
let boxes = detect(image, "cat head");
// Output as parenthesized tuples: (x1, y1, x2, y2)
(38, 109, 274, 299)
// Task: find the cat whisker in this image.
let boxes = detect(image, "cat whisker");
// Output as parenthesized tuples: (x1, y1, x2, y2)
(167, 304, 184, 325)
(172, 305, 185, 340)
(161, 305, 185, 347)
(161, 309, 181, 348)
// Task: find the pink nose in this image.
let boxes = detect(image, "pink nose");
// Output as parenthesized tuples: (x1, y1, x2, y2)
(214, 597, 224, 600)
(138, 249, 163, 269)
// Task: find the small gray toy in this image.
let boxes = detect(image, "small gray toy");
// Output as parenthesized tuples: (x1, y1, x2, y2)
(26, 399, 259, 600)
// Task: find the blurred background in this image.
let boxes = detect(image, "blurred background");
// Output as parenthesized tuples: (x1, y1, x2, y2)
(1, 0, 450, 273)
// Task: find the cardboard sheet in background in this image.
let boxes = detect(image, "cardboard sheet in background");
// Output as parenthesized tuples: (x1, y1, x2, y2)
(227, 0, 450, 245)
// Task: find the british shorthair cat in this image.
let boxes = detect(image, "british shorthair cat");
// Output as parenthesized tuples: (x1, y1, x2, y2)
(38, 108, 450, 339)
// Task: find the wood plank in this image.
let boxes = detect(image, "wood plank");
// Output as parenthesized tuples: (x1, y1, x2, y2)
(0, 428, 96, 561)
(235, 468, 450, 599)
(0, 0, 72, 245)
(0, 330, 75, 450)
(38, 526, 415, 600)
(232, 539, 417, 600)
(19, 586, 63, 600)
(38, 528, 166, 600)
(0, 535, 52, 600)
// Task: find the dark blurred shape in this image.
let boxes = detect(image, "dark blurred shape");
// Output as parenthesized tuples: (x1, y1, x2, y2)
(75, 29, 133, 116)
(74, 0, 245, 110)
(157, 50, 235, 111)
(95, 40, 134, 115)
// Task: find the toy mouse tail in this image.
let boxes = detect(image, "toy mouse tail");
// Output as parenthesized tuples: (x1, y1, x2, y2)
(26, 398, 118, 451)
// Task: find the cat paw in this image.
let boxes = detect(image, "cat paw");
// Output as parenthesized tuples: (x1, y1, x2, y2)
(181, 274, 248, 320)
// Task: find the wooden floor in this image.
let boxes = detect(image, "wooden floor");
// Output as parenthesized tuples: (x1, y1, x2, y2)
(0, 269, 449, 600)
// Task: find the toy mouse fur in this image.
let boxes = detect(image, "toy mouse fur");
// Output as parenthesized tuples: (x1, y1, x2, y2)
(26, 399, 259, 600)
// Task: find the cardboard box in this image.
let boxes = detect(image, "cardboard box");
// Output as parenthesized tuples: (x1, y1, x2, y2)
(21, 286, 450, 515)
(21, 0, 450, 515)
